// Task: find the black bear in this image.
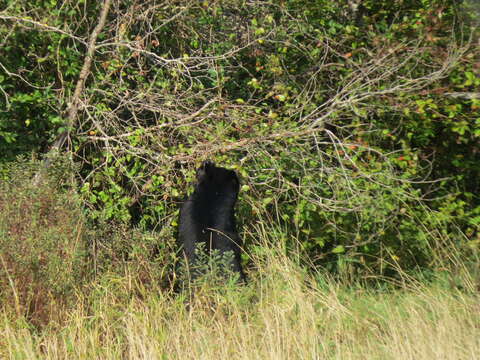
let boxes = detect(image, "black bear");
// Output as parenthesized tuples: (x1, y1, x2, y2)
(178, 160, 245, 282)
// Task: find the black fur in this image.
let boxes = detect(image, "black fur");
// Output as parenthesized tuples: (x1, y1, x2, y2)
(178, 161, 245, 281)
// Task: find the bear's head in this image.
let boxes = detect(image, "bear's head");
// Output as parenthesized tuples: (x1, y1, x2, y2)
(196, 160, 240, 197)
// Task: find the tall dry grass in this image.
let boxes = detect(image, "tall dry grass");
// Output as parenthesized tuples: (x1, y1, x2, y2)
(1, 243, 479, 360)
(1, 161, 478, 359)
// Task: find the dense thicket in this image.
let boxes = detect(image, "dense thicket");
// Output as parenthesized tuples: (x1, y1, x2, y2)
(0, 0, 478, 277)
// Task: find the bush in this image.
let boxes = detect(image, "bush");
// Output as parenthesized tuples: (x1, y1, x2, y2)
(0, 158, 86, 325)
(0, 158, 177, 326)
(0, 0, 478, 280)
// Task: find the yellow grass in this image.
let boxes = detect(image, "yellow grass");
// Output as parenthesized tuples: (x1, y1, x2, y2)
(1, 248, 479, 360)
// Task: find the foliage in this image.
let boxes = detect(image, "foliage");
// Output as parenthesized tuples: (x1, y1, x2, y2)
(0, 0, 478, 277)
(0, 157, 85, 325)
(87, 221, 175, 292)
(0, 158, 175, 326)
(0, 0, 99, 161)
(176, 243, 244, 292)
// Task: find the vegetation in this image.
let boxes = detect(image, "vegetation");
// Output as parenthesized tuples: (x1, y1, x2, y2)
(0, 0, 479, 358)
(0, 164, 479, 358)
(0, 162, 479, 359)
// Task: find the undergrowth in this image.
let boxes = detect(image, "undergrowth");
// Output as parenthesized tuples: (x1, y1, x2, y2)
(0, 159, 479, 359)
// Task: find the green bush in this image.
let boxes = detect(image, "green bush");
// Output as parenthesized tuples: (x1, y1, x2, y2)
(0, 0, 478, 279)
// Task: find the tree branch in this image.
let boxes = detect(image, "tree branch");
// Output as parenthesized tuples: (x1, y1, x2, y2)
(51, 0, 112, 152)
(33, 0, 111, 184)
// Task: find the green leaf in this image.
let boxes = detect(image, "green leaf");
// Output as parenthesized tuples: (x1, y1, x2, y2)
(262, 197, 273, 206)
(332, 245, 345, 254)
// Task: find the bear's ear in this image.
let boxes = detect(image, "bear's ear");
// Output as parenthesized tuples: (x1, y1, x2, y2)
(202, 160, 215, 171)
(196, 160, 215, 181)
(229, 171, 240, 189)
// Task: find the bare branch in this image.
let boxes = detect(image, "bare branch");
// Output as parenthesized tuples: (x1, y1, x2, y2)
(445, 92, 480, 99)
(0, 14, 87, 45)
